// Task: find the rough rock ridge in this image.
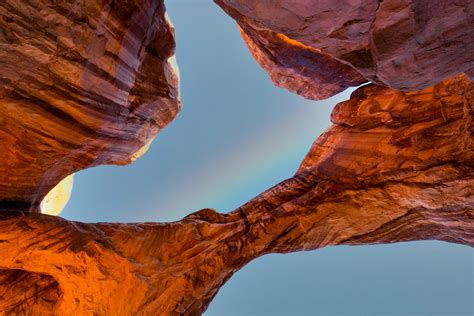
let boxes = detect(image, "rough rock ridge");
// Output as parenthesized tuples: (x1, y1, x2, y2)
(216, 0, 474, 95)
(0, 75, 472, 315)
(0, 0, 180, 212)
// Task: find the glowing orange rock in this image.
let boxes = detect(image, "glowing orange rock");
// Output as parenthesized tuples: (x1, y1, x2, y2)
(0, 75, 472, 315)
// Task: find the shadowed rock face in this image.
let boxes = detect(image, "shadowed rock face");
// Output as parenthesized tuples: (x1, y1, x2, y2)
(0, 0, 180, 212)
(238, 22, 367, 100)
(0, 75, 471, 315)
(216, 0, 474, 93)
(466, 68, 474, 81)
(0, 269, 60, 315)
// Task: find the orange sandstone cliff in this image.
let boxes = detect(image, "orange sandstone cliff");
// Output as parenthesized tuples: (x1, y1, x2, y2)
(0, 75, 472, 314)
(0, 0, 473, 315)
(216, 0, 474, 95)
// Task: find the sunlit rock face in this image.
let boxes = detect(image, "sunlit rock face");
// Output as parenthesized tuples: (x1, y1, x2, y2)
(40, 174, 73, 216)
(0, 75, 471, 315)
(0, 0, 180, 212)
(216, 0, 474, 92)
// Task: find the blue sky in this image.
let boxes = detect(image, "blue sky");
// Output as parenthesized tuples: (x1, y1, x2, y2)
(62, 1, 473, 315)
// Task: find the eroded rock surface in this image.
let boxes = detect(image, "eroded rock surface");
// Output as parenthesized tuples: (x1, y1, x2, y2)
(238, 24, 367, 100)
(0, 269, 60, 315)
(216, 0, 474, 93)
(0, 0, 180, 212)
(0, 75, 472, 315)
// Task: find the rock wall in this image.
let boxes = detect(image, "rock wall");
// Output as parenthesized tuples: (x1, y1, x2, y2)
(0, 0, 180, 212)
(0, 1, 472, 314)
(216, 0, 474, 94)
(238, 23, 367, 100)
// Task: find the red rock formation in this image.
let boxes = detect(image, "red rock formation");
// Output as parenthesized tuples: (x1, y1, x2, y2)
(0, 0, 180, 212)
(238, 24, 367, 100)
(216, 0, 474, 92)
(0, 75, 472, 315)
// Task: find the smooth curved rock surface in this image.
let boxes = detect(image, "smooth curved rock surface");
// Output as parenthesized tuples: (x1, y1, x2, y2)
(238, 24, 367, 100)
(0, 75, 472, 315)
(0, 0, 180, 212)
(216, 0, 474, 92)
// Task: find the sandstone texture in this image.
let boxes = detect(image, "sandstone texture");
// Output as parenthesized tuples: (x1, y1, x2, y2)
(216, 0, 474, 93)
(238, 24, 367, 100)
(0, 75, 472, 315)
(0, 0, 180, 212)
(0, 1, 473, 314)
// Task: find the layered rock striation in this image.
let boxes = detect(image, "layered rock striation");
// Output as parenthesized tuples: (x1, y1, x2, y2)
(238, 23, 367, 100)
(216, 0, 474, 94)
(0, 0, 180, 212)
(0, 75, 472, 315)
(0, 1, 473, 314)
